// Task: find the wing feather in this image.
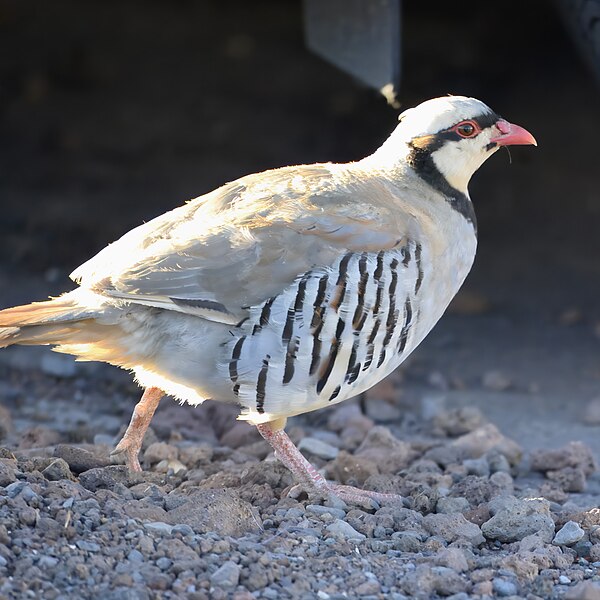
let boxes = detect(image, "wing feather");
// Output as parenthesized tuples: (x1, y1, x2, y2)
(72, 164, 418, 323)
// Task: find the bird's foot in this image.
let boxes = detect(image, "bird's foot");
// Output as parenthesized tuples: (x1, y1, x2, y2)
(110, 386, 163, 473)
(288, 481, 403, 509)
(256, 422, 403, 509)
(110, 438, 143, 473)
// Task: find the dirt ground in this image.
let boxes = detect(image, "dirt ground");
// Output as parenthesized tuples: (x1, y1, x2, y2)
(1, 1, 600, 599)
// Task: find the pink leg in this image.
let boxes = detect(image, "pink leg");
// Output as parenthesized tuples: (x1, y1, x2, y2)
(111, 387, 164, 472)
(256, 422, 403, 507)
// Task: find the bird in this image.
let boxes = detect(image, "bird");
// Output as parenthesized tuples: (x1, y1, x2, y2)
(0, 95, 536, 505)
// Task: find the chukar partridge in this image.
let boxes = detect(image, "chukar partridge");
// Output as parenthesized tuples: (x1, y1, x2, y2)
(0, 96, 536, 505)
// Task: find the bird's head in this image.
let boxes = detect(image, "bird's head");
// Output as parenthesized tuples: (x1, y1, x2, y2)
(371, 95, 537, 199)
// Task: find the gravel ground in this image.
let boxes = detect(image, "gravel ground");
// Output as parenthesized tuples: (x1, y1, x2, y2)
(1, 1, 600, 599)
(1, 351, 600, 600)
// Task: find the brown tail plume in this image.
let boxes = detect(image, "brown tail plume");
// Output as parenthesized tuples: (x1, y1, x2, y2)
(0, 296, 98, 348)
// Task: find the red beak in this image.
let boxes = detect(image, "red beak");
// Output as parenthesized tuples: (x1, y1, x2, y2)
(490, 119, 537, 147)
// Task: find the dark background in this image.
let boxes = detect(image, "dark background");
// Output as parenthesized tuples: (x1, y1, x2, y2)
(0, 0, 599, 452)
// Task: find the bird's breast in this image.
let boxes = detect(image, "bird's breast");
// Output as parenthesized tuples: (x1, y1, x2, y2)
(223, 214, 476, 425)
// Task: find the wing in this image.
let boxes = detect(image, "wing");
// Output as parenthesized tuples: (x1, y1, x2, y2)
(72, 164, 421, 324)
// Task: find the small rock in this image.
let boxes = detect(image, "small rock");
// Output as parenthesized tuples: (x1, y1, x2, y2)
(553, 521, 585, 546)
(392, 531, 424, 552)
(325, 519, 366, 541)
(54, 444, 110, 473)
(492, 578, 517, 597)
(518, 533, 549, 552)
(355, 426, 414, 473)
(486, 450, 511, 474)
(436, 497, 470, 514)
(481, 497, 555, 543)
(463, 456, 490, 477)
(127, 549, 144, 563)
(430, 566, 467, 596)
(297, 437, 339, 461)
(156, 557, 172, 570)
(559, 575, 572, 584)
(144, 442, 178, 465)
(354, 580, 381, 595)
(433, 406, 485, 436)
(326, 451, 379, 486)
(38, 555, 59, 569)
(531, 441, 596, 476)
(436, 547, 469, 572)
(423, 513, 485, 546)
(171, 524, 194, 536)
(482, 370, 512, 391)
(0, 459, 17, 486)
(76, 540, 101, 552)
(178, 444, 213, 466)
(547, 466, 588, 492)
(167, 489, 262, 536)
(18, 507, 37, 526)
(154, 459, 187, 475)
(41, 458, 73, 481)
(306, 504, 346, 520)
(210, 560, 240, 589)
(79, 465, 141, 491)
(451, 424, 522, 464)
(144, 522, 174, 535)
(565, 581, 600, 600)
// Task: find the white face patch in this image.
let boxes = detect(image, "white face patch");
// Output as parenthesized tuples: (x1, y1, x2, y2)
(431, 127, 500, 193)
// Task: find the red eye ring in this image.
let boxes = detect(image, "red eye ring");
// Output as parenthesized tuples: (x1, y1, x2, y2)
(452, 120, 480, 138)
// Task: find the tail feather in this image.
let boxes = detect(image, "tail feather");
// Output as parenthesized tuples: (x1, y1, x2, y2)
(0, 295, 102, 349)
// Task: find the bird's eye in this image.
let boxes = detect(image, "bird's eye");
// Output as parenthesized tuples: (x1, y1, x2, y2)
(455, 121, 478, 138)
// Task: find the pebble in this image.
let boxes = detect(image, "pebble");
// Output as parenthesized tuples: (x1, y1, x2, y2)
(297, 437, 339, 460)
(127, 549, 144, 563)
(210, 561, 241, 589)
(143, 442, 178, 465)
(559, 575, 572, 584)
(156, 557, 172, 570)
(306, 505, 346, 520)
(436, 547, 469, 572)
(531, 441, 596, 476)
(492, 578, 518, 596)
(144, 522, 174, 536)
(423, 513, 485, 546)
(325, 520, 366, 541)
(436, 497, 469, 514)
(41, 458, 73, 481)
(481, 497, 555, 542)
(565, 581, 600, 600)
(0, 460, 17, 486)
(76, 540, 101, 553)
(53, 444, 110, 473)
(553, 521, 585, 546)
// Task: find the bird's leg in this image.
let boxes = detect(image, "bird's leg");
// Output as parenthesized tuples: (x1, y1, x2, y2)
(256, 421, 403, 507)
(111, 386, 164, 472)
